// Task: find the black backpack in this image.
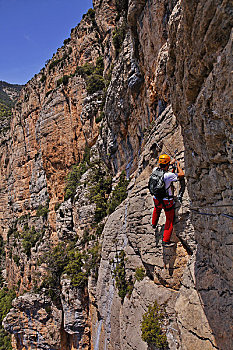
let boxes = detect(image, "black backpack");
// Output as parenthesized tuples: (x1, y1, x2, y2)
(148, 168, 168, 201)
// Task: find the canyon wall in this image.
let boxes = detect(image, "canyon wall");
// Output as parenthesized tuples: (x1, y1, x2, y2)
(0, 1, 232, 350)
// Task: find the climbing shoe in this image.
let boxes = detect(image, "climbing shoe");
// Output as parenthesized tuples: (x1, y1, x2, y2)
(162, 241, 176, 247)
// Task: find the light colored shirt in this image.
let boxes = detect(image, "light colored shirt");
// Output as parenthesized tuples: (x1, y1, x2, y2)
(153, 167, 178, 200)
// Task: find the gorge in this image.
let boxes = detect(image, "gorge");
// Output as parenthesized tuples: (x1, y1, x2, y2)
(0, 1, 232, 350)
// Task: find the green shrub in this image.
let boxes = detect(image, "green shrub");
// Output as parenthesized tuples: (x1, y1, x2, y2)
(0, 328, 12, 350)
(57, 75, 70, 87)
(64, 163, 87, 201)
(95, 56, 104, 76)
(86, 243, 101, 280)
(89, 162, 112, 223)
(107, 171, 129, 215)
(36, 204, 49, 219)
(75, 57, 106, 95)
(21, 226, 42, 257)
(141, 301, 168, 349)
(0, 287, 16, 350)
(17, 214, 30, 223)
(80, 229, 90, 246)
(64, 249, 87, 288)
(40, 242, 88, 300)
(63, 38, 71, 45)
(40, 242, 69, 300)
(87, 8, 95, 19)
(112, 24, 126, 55)
(104, 64, 114, 91)
(83, 145, 91, 164)
(64, 146, 90, 201)
(95, 223, 104, 236)
(112, 250, 132, 301)
(49, 59, 62, 71)
(7, 226, 18, 242)
(54, 202, 61, 211)
(86, 74, 105, 94)
(0, 236, 4, 288)
(76, 62, 95, 76)
(135, 267, 146, 281)
(0, 102, 11, 120)
(13, 255, 20, 266)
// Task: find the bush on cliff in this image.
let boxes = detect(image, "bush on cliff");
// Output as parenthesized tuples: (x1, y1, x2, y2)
(0, 102, 11, 119)
(64, 146, 90, 201)
(88, 161, 112, 223)
(36, 204, 49, 219)
(141, 301, 168, 349)
(75, 56, 105, 94)
(112, 23, 126, 55)
(112, 250, 133, 301)
(21, 225, 42, 257)
(49, 58, 62, 72)
(64, 249, 87, 288)
(0, 287, 16, 350)
(86, 74, 105, 94)
(0, 236, 4, 288)
(107, 171, 129, 215)
(57, 75, 70, 87)
(40, 240, 101, 301)
(135, 267, 146, 282)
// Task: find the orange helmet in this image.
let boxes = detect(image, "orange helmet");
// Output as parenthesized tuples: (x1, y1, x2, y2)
(158, 154, 171, 164)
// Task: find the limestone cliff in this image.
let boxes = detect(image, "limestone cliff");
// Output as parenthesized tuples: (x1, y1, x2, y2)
(0, 1, 232, 350)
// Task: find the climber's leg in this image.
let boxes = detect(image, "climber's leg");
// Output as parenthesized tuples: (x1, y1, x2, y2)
(163, 200, 175, 242)
(152, 198, 162, 228)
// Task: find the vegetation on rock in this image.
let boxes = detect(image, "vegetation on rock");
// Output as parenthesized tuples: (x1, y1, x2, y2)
(0, 102, 11, 120)
(112, 250, 133, 301)
(107, 171, 129, 215)
(39, 239, 101, 301)
(0, 288, 16, 350)
(57, 75, 70, 87)
(88, 161, 112, 223)
(83, 8, 96, 26)
(135, 267, 146, 282)
(75, 56, 105, 94)
(141, 301, 168, 349)
(36, 203, 49, 219)
(21, 225, 43, 257)
(112, 23, 127, 55)
(0, 81, 22, 125)
(64, 146, 90, 201)
(0, 237, 4, 288)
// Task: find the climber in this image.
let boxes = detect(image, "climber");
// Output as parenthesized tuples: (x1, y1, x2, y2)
(148, 154, 185, 247)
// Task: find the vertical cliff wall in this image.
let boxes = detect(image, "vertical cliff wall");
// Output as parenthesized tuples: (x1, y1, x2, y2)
(0, 1, 232, 350)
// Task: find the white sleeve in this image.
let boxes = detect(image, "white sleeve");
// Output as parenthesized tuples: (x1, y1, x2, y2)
(165, 172, 178, 182)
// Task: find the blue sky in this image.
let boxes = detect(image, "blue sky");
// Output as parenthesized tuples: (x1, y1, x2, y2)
(0, 0, 93, 85)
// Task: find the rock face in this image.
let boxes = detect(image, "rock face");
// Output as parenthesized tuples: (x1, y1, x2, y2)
(0, 1, 232, 350)
(168, 1, 233, 349)
(3, 293, 62, 350)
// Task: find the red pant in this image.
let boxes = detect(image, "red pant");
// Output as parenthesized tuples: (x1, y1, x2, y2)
(152, 198, 175, 242)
